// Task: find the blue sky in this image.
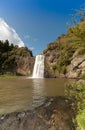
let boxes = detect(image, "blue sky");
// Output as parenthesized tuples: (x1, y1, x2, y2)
(0, 0, 84, 55)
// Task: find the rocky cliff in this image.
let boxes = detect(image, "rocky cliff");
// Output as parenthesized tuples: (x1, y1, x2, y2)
(1, 18, 85, 78)
(43, 18, 85, 79)
(66, 51, 85, 78)
(0, 40, 35, 76)
(16, 56, 34, 76)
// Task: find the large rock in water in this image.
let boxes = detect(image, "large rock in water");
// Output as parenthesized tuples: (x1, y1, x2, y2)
(66, 52, 85, 78)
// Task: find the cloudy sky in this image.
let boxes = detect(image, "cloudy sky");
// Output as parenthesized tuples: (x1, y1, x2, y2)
(0, 0, 84, 55)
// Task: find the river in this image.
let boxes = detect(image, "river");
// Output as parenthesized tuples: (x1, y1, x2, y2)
(0, 77, 72, 115)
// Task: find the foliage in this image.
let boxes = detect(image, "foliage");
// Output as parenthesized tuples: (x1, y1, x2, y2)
(0, 74, 18, 78)
(44, 13, 85, 76)
(52, 65, 57, 73)
(76, 109, 85, 130)
(68, 24, 85, 42)
(0, 40, 33, 74)
(77, 47, 85, 56)
(43, 6, 85, 79)
(65, 82, 85, 129)
(65, 82, 85, 110)
(81, 73, 85, 79)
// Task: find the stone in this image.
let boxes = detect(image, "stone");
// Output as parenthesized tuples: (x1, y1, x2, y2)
(66, 55, 85, 78)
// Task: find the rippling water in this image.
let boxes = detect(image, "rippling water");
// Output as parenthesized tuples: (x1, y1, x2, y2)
(0, 77, 72, 115)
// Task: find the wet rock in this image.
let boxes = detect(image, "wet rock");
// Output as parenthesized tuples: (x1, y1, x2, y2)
(0, 97, 75, 130)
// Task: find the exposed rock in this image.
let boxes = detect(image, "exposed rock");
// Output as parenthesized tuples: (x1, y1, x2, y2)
(43, 20, 85, 79)
(66, 55, 85, 78)
(0, 40, 35, 76)
(77, 79, 85, 85)
(44, 43, 85, 78)
(16, 56, 35, 76)
(44, 48, 60, 78)
(0, 97, 75, 130)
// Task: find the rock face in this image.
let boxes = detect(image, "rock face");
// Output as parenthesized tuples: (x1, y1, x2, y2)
(43, 42, 60, 78)
(0, 40, 35, 76)
(4, 54, 35, 76)
(43, 19, 85, 79)
(44, 46, 85, 79)
(66, 53, 85, 78)
(16, 56, 35, 76)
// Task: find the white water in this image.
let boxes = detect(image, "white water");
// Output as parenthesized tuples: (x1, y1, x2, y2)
(32, 55, 44, 78)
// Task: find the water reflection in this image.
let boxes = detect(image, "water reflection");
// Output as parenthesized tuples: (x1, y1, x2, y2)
(0, 78, 75, 115)
(32, 79, 46, 107)
(0, 78, 33, 115)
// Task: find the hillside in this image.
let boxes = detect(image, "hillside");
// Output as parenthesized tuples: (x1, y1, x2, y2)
(43, 18, 85, 78)
(0, 40, 34, 76)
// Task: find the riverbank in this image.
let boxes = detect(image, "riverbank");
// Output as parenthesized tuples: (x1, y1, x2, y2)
(0, 74, 28, 79)
(0, 74, 19, 78)
(65, 80, 85, 130)
(0, 97, 75, 130)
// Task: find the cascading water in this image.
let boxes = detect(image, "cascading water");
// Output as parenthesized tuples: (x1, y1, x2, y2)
(32, 55, 44, 78)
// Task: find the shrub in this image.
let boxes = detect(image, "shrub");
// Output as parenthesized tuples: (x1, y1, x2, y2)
(76, 109, 85, 130)
(65, 82, 85, 130)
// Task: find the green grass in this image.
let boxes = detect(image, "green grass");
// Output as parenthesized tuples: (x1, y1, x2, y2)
(76, 109, 85, 130)
(0, 74, 19, 78)
(65, 82, 85, 130)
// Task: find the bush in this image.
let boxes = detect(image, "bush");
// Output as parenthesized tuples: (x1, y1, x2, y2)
(65, 82, 85, 130)
(78, 47, 85, 56)
(81, 73, 85, 79)
(0, 40, 32, 74)
(76, 109, 85, 130)
(65, 82, 85, 110)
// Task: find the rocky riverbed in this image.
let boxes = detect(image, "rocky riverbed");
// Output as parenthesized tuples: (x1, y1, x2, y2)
(0, 97, 75, 130)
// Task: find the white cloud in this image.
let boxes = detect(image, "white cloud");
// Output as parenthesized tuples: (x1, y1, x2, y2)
(0, 18, 25, 47)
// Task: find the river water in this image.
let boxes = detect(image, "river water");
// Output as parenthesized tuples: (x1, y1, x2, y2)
(0, 77, 72, 115)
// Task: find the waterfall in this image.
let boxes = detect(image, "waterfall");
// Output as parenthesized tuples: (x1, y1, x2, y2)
(32, 55, 44, 78)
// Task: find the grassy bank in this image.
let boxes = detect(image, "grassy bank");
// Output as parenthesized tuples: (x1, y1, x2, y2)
(65, 81, 85, 130)
(0, 74, 20, 78)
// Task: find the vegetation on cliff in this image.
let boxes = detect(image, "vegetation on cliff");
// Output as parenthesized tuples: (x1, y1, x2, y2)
(44, 16, 85, 78)
(0, 40, 33, 75)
